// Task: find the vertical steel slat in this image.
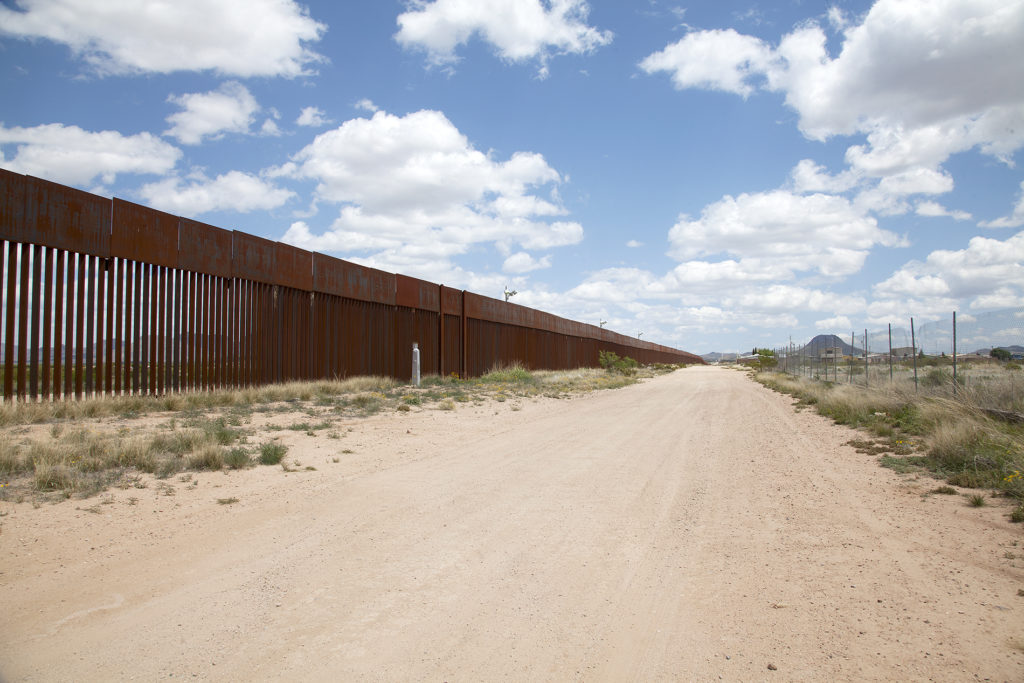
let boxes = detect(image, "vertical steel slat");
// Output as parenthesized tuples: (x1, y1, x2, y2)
(166, 269, 174, 392)
(53, 250, 65, 400)
(42, 247, 54, 400)
(208, 275, 217, 389)
(139, 262, 149, 395)
(214, 276, 223, 388)
(173, 268, 182, 392)
(17, 243, 30, 400)
(251, 283, 260, 385)
(3, 243, 14, 401)
(268, 286, 276, 383)
(202, 272, 211, 391)
(208, 273, 216, 390)
(148, 265, 158, 394)
(224, 277, 231, 387)
(184, 270, 193, 389)
(155, 265, 164, 394)
(195, 272, 203, 391)
(158, 265, 167, 394)
(0, 243, 4, 400)
(231, 278, 240, 387)
(219, 277, 227, 388)
(247, 280, 256, 386)
(278, 287, 286, 381)
(194, 271, 202, 392)
(0, 242, 6, 401)
(73, 251, 85, 399)
(84, 254, 95, 397)
(113, 258, 124, 395)
(132, 260, 141, 394)
(29, 244, 42, 399)
(262, 284, 271, 385)
(244, 279, 251, 386)
(97, 255, 109, 395)
(235, 278, 244, 386)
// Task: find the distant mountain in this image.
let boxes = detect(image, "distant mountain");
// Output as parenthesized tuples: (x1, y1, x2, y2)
(800, 334, 862, 356)
(701, 351, 740, 362)
(973, 345, 1024, 355)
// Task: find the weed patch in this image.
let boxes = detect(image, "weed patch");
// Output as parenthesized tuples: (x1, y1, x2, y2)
(258, 442, 288, 465)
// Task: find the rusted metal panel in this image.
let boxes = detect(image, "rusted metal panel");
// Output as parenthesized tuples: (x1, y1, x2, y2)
(111, 199, 177, 268)
(0, 169, 27, 244)
(465, 293, 538, 329)
(275, 242, 313, 292)
(232, 231, 276, 285)
(313, 253, 396, 305)
(179, 219, 232, 279)
(16, 176, 111, 258)
(440, 286, 462, 316)
(396, 274, 440, 312)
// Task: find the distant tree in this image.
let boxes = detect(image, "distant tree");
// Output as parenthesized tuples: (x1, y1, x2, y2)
(755, 348, 777, 371)
(990, 347, 1012, 362)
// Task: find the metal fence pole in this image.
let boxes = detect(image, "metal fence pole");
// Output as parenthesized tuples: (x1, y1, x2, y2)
(911, 317, 918, 393)
(952, 311, 958, 398)
(864, 328, 869, 387)
(888, 323, 893, 383)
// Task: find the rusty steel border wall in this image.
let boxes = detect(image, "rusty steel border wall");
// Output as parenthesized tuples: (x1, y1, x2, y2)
(0, 169, 703, 401)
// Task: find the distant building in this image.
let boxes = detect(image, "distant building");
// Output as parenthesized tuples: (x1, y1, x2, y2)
(820, 346, 842, 361)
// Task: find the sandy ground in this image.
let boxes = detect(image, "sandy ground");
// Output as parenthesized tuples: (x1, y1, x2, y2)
(1, 365, 1022, 682)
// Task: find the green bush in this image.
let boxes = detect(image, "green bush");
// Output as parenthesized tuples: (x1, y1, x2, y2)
(224, 447, 252, 469)
(598, 351, 639, 376)
(258, 442, 288, 465)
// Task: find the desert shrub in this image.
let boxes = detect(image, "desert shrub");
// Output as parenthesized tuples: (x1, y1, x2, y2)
(258, 442, 287, 465)
(599, 351, 639, 376)
(187, 444, 224, 471)
(224, 447, 252, 469)
(481, 362, 534, 383)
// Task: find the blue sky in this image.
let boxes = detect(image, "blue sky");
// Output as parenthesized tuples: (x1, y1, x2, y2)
(2, 0, 1023, 355)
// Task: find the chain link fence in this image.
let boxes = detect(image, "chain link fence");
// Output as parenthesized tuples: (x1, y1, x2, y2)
(765, 308, 1024, 409)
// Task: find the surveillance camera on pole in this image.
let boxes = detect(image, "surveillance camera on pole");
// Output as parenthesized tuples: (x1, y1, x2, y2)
(503, 286, 517, 302)
(599, 320, 606, 328)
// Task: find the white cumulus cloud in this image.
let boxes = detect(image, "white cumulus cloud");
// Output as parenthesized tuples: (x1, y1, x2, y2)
(277, 108, 581, 277)
(138, 170, 294, 216)
(164, 81, 260, 145)
(0, 0, 326, 77)
(980, 180, 1024, 228)
(668, 190, 903, 279)
(639, 28, 775, 97)
(0, 122, 180, 186)
(296, 106, 330, 127)
(873, 231, 1024, 311)
(395, 0, 612, 77)
(643, 0, 1024, 196)
(502, 252, 551, 274)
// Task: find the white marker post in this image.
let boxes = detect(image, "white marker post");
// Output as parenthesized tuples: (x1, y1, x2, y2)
(412, 342, 421, 387)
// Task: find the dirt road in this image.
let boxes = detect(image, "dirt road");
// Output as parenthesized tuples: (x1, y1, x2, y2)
(1, 366, 1021, 681)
